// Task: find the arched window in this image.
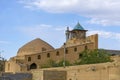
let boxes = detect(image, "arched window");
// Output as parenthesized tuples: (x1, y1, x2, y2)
(74, 47, 77, 52)
(47, 53, 50, 58)
(65, 49, 68, 54)
(38, 55, 41, 59)
(30, 63, 37, 69)
(79, 54, 83, 59)
(8, 63, 10, 71)
(85, 45, 88, 50)
(56, 51, 59, 56)
(28, 57, 31, 62)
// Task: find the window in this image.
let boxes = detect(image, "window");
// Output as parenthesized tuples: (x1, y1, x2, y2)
(79, 54, 83, 59)
(74, 47, 77, 52)
(56, 51, 59, 56)
(38, 55, 41, 59)
(47, 53, 50, 58)
(20, 67, 22, 71)
(28, 57, 31, 62)
(65, 49, 68, 54)
(8, 63, 10, 71)
(85, 45, 88, 50)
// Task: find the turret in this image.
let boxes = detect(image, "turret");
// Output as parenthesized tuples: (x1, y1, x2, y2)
(65, 22, 88, 42)
(65, 27, 70, 41)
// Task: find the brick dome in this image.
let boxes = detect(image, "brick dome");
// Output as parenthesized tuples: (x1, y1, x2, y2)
(17, 38, 54, 56)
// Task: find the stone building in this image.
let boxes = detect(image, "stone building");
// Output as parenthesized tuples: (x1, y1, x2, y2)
(5, 22, 98, 73)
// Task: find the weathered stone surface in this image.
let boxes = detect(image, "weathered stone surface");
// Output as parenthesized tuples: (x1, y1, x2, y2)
(44, 70, 66, 80)
(0, 73, 32, 80)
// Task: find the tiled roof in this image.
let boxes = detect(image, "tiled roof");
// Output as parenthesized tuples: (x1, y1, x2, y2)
(73, 22, 85, 30)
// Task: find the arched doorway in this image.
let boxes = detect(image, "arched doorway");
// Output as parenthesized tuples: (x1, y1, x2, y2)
(30, 63, 37, 69)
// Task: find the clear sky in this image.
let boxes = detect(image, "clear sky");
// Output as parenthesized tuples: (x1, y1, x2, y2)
(0, 0, 120, 59)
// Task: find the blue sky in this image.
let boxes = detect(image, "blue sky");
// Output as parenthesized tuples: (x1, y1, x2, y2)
(0, 0, 120, 59)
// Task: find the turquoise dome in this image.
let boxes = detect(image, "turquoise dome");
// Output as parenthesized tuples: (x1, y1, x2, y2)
(73, 22, 85, 30)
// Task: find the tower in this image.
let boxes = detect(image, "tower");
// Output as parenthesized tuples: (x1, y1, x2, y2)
(65, 22, 87, 41)
(65, 27, 70, 41)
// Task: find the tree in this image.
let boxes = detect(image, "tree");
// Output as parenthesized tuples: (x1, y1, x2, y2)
(0, 60, 5, 72)
(76, 49, 112, 65)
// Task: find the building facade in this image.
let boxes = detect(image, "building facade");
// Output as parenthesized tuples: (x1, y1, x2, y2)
(5, 22, 98, 73)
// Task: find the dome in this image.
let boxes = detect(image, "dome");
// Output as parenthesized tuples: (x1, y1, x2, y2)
(17, 38, 54, 56)
(73, 22, 87, 31)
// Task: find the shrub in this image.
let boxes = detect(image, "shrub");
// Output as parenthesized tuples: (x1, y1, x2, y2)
(75, 49, 112, 65)
(57, 60, 71, 67)
(41, 59, 71, 68)
(41, 59, 57, 68)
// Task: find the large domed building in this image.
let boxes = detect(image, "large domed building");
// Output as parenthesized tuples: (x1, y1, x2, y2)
(5, 22, 98, 72)
(5, 38, 55, 72)
(17, 38, 54, 56)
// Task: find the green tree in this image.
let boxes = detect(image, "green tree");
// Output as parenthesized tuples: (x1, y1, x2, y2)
(57, 60, 71, 67)
(76, 49, 112, 65)
(0, 60, 5, 72)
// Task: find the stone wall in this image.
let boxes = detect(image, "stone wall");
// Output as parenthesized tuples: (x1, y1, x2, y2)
(31, 69, 43, 80)
(31, 57, 120, 80)
(44, 70, 66, 80)
(0, 72, 32, 80)
(66, 64, 120, 80)
(5, 60, 21, 73)
(25, 42, 96, 70)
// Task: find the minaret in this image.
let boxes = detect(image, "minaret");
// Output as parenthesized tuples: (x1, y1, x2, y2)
(65, 27, 70, 42)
